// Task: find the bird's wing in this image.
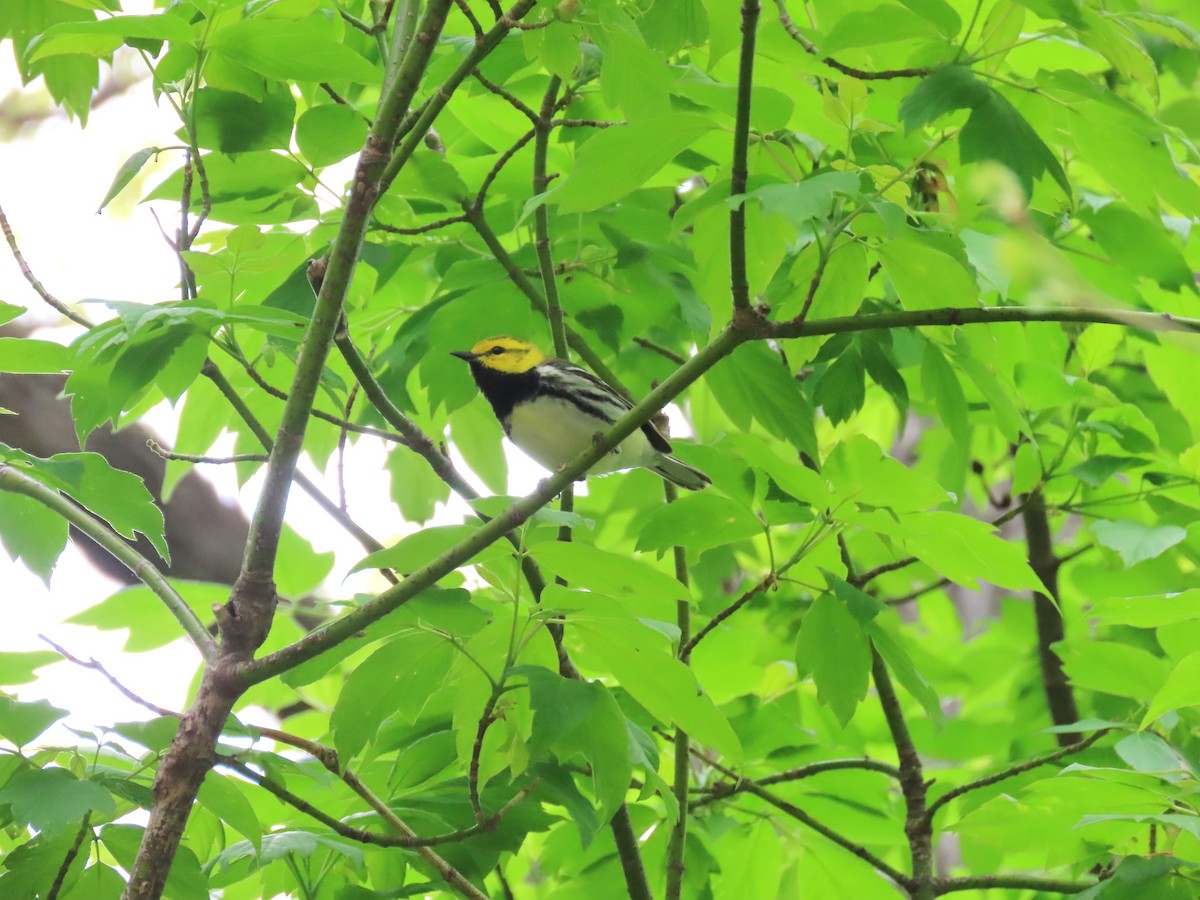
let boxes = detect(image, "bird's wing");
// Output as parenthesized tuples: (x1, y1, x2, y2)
(544, 359, 673, 454)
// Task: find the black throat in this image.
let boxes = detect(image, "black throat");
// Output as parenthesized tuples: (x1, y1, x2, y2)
(467, 362, 540, 430)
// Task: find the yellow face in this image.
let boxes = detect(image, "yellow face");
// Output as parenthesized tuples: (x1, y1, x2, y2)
(460, 336, 547, 374)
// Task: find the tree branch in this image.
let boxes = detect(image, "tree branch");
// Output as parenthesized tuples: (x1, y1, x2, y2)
(774, 0, 934, 80)
(872, 647, 933, 899)
(610, 804, 654, 900)
(729, 0, 761, 312)
(122, 4, 457, 893)
(1022, 487, 1080, 746)
(687, 742, 910, 886)
(665, 481, 691, 900)
(763, 305, 1200, 340)
(46, 814, 90, 900)
(691, 758, 901, 811)
(379, 0, 539, 195)
(933, 874, 1097, 895)
(925, 729, 1109, 821)
(682, 574, 773, 660)
(0, 202, 92, 328)
(0, 463, 217, 661)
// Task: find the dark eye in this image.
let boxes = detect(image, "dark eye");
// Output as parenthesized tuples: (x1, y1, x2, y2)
(490, 347, 505, 355)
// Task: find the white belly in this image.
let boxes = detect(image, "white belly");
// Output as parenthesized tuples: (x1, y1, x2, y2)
(508, 397, 655, 475)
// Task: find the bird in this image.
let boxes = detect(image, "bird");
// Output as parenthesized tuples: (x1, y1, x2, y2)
(451, 336, 711, 490)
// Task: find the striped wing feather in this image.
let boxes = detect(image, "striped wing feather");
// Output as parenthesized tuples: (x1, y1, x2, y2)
(540, 360, 673, 454)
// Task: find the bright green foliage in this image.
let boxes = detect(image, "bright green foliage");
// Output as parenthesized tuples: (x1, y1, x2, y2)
(3, 0, 1200, 898)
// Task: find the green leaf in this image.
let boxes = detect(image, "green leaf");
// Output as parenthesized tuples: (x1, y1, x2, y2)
(825, 434, 950, 512)
(98, 147, 157, 211)
(66, 863, 124, 900)
(0, 768, 115, 832)
(897, 0, 961, 37)
(192, 86, 295, 154)
(1113, 732, 1186, 776)
(900, 67, 1069, 195)
(0, 337, 72, 373)
(67, 580, 223, 652)
(878, 231, 978, 310)
(1142, 651, 1200, 726)
(449, 396, 508, 495)
(295, 103, 368, 167)
(1058, 640, 1169, 700)
(869, 620, 942, 721)
(1070, 455, 1146, 488)
(197, 772, 261, 852)
(706, 342, 817, 460)
(0, 448, 169, 562)
(814, 345, 866, 425)
(633, 492, 762, 554)
(563, 588, 740, 759)
(877, 510, 1042, 591)
(350, 524, 508, 576)
(900, 66, 991, 132)
(0, 300, 25, 327)
(0, 651, 57, 686)
(748, 172, 862, 230)
(960, 90, 1071, 196)
(1090, 520, 1187, 568)
(526, 670, 631, 832)
(822, 4, 941, 53)
(0, 695, 68, 746)
(331, 632, 454, 760)
(29, 13, 192, 60)
(1090, 591, 1200, 628)
(921, 342, 969, 445)
(795, 593, 871, 726)
(552, 114, 717, 212)
(208, 18, 378, 83)
(0, 490, 69, 584)
(1082, 202, 1193, 292)
(531, 541, 690, 607)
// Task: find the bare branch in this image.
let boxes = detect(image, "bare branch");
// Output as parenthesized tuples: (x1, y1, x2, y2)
(0, 202, 92, 328)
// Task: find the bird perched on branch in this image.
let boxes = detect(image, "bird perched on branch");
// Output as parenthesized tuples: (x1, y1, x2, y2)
(451, 336, 710, 490)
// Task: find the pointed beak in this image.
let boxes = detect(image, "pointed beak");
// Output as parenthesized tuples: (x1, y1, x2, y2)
(450, 350, 476, 361)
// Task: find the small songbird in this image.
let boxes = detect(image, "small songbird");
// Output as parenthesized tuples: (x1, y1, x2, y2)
(451, 336, 711, 490)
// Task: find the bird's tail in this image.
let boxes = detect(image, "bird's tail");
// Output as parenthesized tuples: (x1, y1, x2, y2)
(651, 455, 711, 491)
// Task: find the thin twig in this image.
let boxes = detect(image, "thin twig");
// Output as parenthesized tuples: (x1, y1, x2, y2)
(872, 647, 933, 898)
(40, 636, 180, 717)
(473, 69, 538, 122)
(691, 757, 902, 811)
(927, 731, 1109, 820)
(685, 740, 910, 887)
(45, 814, 91, 900)
(933, 874, 1097, 895)
(147, 441, 268, 466)
(372, 213, 468, 235)
(233, 356, 413, 445)
(0, 202, 92, 328)
(774, 0, 934, 79)
(682, 574, 774, 659)
(633, 337, 686, 365)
